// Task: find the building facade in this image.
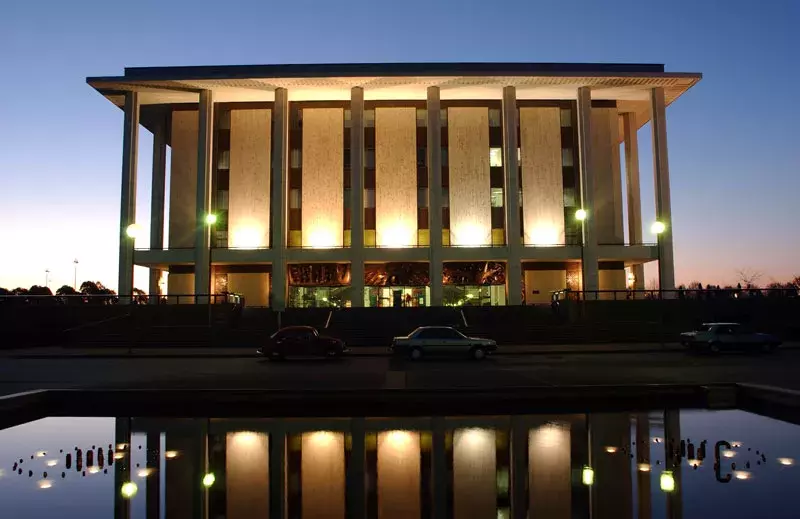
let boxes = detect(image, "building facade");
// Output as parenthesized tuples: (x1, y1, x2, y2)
(87, 63, 700, 309)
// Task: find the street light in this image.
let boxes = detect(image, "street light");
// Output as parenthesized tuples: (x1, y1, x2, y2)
(575, 208, 587, 222)
(205, 214, 217, 306)
(45, 269, 50, 288)
(205, 213, 218, 225)
(73, 259, 79, 290)
(652, 221, 666, 297)
(126, 223, 143, 239)
(575, 209, 588, 298)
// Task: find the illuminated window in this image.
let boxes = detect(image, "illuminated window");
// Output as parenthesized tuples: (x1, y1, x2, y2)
(489, 109, 502, 127)
(491, 188, 504, 208)
(560, 108, 572, 127)
(289, 189, 301, 209)
(561, 149, 573, 167)
(364, 110, 375, 128)
(364, 189, 375, 209)
(290, 149, 302, 168)
(490, 148, 503, 167)
(563, 188, 576, 207)
(517, 147, 521, 163)
(216, 191, 229, 210)
(217, 150, 230, 170)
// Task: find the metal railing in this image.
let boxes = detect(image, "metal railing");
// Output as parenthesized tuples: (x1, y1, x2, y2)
(552, 288, 800, 301)
(0, 293, 242, 306)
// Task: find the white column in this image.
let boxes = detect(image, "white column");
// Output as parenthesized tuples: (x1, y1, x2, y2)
(651, 87, 675, 291)
(576, 87, 599, 294)
(503, 86, 522, 305)
(350, 87, 365, 306)
(149, 112, 167, 302)
(118, 91, 139, 300)
(427, 87, 443, 305)
(194, 90, 214, 300)
(271, 88, 289, 310)
(622, 112, 645, 290)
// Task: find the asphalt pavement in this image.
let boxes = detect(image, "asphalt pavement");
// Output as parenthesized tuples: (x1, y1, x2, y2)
(1, 348, 799, 397)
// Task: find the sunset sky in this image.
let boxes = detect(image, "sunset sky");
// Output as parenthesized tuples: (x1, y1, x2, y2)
(2, 0, 798, 291)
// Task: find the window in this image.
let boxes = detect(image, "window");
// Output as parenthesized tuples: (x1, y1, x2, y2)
(517, 147, 521, 163)
(412, 328, 431, 339)
(289, 189, 301, 209)
(418, 188, 428, 208)
(416, 109, 427, 127)
(440, 109, 448, 126)
(489, 109, 502, 127)
(364, 188, 375, 209)
(490, 148, 503, 167)
(344, 109, 352, 128)
(344, 188, 351, 209)
(290, 149, 302, 168)
(491, 188, 504, 208)
(217, 150, 230, 170)
(417, 148, 427, 167)
(216, 191, 229, 211)
(365, 149, 375, 169)
(560, 109, 572, 127)
(563, 187, 576, 208)
(364, 110, 375, 128)
(561, 148, 573, 167)
(441, 148, 448, 167)
(441, 189, 449, 207)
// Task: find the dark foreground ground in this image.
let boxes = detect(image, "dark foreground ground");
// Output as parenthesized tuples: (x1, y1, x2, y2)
(2, 346, 799, 397)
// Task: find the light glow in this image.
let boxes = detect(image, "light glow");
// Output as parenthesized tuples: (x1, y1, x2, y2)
(231, 431, 260, 446)
(205, 213, 218, 225)
(36, 451, 46, 458)
(688, 459, 702, 467)
(638, 463, 651, 472)
(582, 466, 594, 486)
(575, 209, 587, 221)
(165, 450, 179, 459)
(651, 221, 666, 235)
(306, 431, 338, 447)
(46, 460, 58, 467)
(385, 430, 413, 448)
(778, 458, 795, 466)
(230, 226, 266, 249)
(126, 223, 143, 239)
(113, 452, 126, 460)
(202, 472, 216, 488)
(88, 466, 100, 474)
(121, 481, 138, 498)
(605, 446, 618, 454)
(378, 222, 415, 248)
(734, 471, 751, 480)
(137, 468, 154, 478)
(731, 442, 743, 448)
(660, 471, 675, 492)
(116, 443, 128, 450)
(450, 223, 490, 247)
(722, 450, 736, 458)
(306, 229, 338, 249)
(38, 479, 53, 489)
(528, 226, 562, 246)
(529, 423, 568, 449)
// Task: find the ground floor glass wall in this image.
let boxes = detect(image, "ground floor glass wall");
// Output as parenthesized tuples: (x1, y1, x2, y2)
(364, 286, 431, 307)
(443, 285, 506, 306)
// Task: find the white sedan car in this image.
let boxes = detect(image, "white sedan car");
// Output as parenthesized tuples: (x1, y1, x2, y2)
(390, 326, 497, 360)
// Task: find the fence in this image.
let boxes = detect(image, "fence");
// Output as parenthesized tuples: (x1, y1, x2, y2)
(552, 288, 800, 302)
(0, 293, 242, 306)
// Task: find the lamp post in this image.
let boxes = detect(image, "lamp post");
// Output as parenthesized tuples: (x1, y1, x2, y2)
(45, 269, 50, 289)
(651, 221, 666, 298)
(205, 213, 217, 312)
(125, 224, 143, 303)
(73, 259, 79, 290)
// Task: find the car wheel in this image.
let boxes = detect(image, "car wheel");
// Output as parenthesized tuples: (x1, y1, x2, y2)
(708, 342, 721, 354)
(409, 347, 424, 361)
(471, 347, 487, 361)
(325, 349, 339, 359)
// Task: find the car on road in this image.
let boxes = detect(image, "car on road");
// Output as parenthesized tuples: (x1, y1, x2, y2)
(257, 326, 348, 360)
(680, 323, 781, 353)
(390, 326, 497, 360)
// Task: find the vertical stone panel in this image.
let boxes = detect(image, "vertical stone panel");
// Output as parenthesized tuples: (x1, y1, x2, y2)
(228, 272, 270, 306)
(520, 107, 564, 245)
(302, 431, 346, 519)
(591, 108, 623, 244)
(229, 109, 272, 249)
(377, 431, 420, 519)
(226, 432, 269, 519)
(167, 272, 194, 303)
(453, 428, 496, 519)
(529, 422, 571, 519)
(524, 269, 567, 304)
(376, 107, 418, 247)
(302, 108, 343, 248)
(599, 269, 626, 299)
(448, 107, 491, 246)
(169, 110, 198, 248)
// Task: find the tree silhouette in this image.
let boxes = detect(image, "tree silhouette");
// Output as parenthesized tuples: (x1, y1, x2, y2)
(28, 285, 53, 296)
(56, 285, 79, 296)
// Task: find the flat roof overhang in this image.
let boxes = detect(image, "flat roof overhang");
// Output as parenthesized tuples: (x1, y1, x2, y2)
(87, 62, 701, 135)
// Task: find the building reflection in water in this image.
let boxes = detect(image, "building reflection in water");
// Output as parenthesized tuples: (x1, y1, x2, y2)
(114, 412, 682, 519)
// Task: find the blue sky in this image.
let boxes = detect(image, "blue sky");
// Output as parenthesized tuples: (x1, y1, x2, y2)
(2, 0, 798, 290)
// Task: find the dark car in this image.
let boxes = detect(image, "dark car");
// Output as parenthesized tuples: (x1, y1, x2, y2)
(680, 323, 781, 353)
(257, 326, 348, 360)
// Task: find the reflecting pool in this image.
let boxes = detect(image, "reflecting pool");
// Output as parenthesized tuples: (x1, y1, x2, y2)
(1, 410, 799, 518)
